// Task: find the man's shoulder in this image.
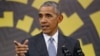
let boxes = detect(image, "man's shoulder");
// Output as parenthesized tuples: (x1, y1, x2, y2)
(65, 36, 77, 41)
(63, 36, 79, 44)
(28, 32, 43, 41)
(59, 31, 78, 42)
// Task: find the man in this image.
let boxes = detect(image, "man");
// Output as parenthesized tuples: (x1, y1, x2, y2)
(14, 1, 84, 56)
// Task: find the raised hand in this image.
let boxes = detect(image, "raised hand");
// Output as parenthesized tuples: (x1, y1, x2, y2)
(14, 40, 29, 56)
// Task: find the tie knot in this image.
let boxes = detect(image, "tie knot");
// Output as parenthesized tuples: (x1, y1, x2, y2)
(49, 38, 54, 43)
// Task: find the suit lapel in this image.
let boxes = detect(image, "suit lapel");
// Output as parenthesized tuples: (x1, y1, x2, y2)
(57, 32, 70, 56)
(37, 33, 49, 56)
(57, 32, 65, 56)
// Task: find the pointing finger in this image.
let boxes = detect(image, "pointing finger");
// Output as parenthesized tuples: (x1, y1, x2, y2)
(23, 39, 28, 45)
(14, 40, 21, 46)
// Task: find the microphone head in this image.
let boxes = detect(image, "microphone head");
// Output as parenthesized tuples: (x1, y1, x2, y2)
(62, 45, 72, 56)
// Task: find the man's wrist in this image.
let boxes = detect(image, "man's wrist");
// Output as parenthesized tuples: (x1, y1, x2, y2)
(16, 54, 25, 56)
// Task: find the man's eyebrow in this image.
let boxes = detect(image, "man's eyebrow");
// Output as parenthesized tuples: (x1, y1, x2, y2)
(45, 13, 52, 16)
(38, 13, 42, 15)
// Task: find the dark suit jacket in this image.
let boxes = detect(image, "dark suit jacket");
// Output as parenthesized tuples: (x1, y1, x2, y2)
(25, 32, 84, 56)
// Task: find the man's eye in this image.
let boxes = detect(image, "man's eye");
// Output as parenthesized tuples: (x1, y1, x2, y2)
(46, 14, 52, 17)
(39, 14, 43, 18)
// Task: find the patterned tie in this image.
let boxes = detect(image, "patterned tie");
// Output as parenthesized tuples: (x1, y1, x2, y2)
(48, 37, 56, 56)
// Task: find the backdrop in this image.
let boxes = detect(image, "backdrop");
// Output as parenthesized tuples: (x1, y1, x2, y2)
(0, 0, 100, 56)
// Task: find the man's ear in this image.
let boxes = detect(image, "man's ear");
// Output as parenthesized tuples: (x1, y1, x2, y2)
(58, 15, 63, 23)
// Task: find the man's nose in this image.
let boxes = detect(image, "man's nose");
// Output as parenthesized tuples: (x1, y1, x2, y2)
(41, 17, 47, 23)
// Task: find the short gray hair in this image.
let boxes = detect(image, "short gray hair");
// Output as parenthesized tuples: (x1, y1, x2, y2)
(40, 1, 61, 15)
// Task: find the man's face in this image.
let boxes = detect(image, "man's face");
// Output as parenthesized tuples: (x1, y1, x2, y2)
(39, 6, 62, 36)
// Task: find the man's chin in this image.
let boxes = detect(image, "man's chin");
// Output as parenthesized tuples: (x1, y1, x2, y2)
(42, 30, 50, 34)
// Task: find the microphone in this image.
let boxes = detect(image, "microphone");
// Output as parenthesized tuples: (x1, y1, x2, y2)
(62, 45, 72, 56)
(76, 48, 84, 56)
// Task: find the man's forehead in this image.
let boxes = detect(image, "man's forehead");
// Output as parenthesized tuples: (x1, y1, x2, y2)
(39, 6, 58, 14)
(39, 6, 55, 11)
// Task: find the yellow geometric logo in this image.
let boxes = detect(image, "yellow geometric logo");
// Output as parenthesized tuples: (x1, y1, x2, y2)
(90, 11, 100, 37)
(59, 13, 84, 36)
(0, 11, 13, 27)
(78, 0, 93, 9)
(79, 39, 95, 56)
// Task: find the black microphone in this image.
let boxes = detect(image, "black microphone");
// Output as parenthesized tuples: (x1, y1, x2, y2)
(76, 48, 84, 56)
(62, 45, 72, 56)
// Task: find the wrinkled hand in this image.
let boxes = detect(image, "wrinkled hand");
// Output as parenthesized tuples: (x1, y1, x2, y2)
(14, 40, 29, 56)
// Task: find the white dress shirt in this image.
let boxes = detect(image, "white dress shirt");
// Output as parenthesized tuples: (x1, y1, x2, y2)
(43, 30, 58, 53)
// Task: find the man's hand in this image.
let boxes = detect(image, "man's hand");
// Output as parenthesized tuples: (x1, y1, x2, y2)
(14, 40, 29, 56)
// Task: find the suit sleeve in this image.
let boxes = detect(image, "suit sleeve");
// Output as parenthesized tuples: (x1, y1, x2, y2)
(25, 51, 29, 56)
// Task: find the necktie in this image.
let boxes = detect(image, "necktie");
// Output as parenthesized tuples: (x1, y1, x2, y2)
(48, 38, 56, 56)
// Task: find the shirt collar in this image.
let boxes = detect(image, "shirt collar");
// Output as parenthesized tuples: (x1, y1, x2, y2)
(43, 30, 58, 43)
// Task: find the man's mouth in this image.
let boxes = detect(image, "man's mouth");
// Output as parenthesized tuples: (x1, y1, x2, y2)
(41, 25, 49, 29)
